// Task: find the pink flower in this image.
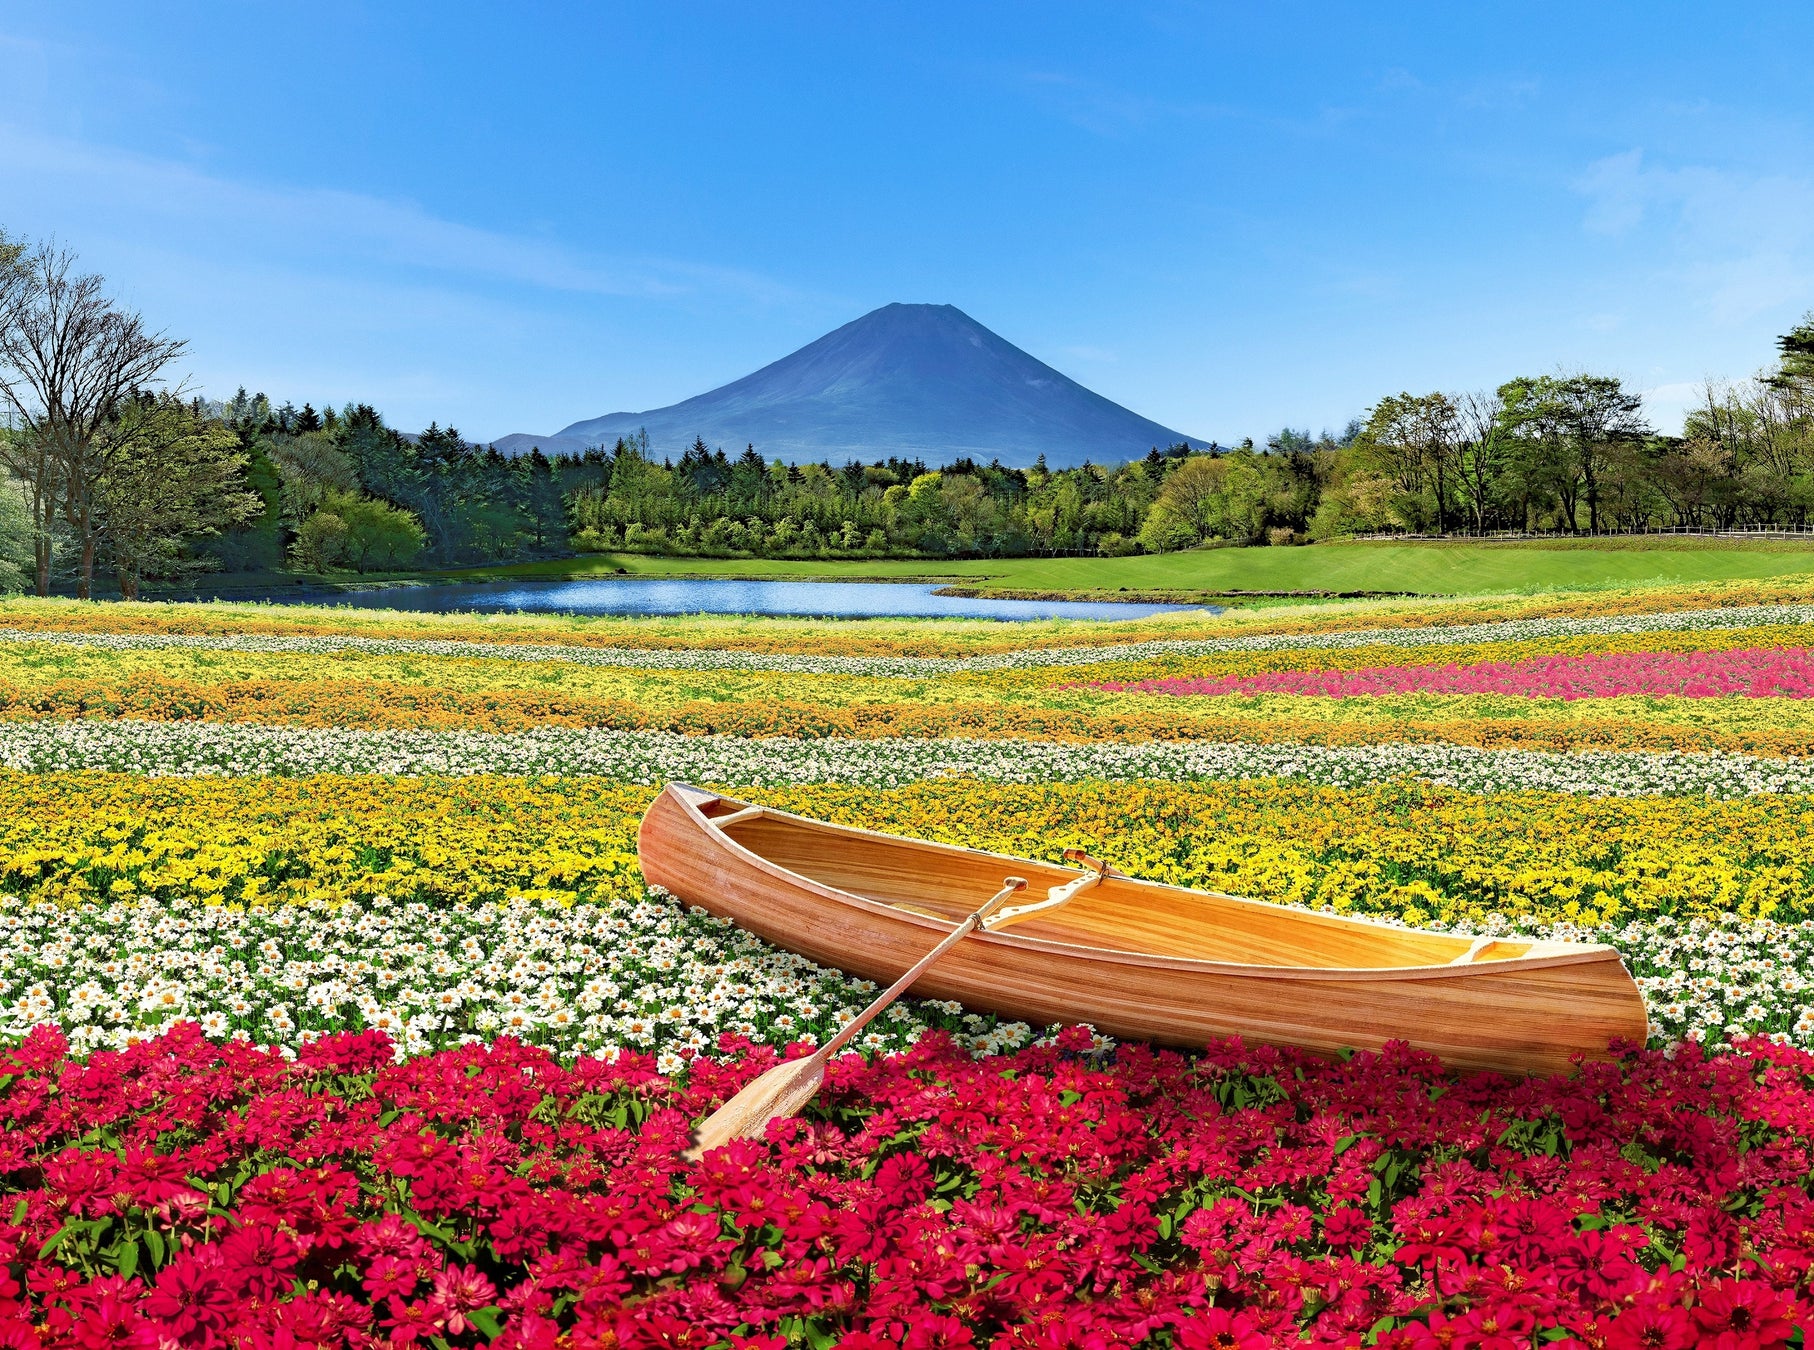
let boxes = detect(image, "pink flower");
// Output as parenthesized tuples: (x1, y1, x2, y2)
(140, 1255, 236, 1344)
(1087, 645, 1814, 700)
(217, 1225, 302, 1300)
(68, 1292, 161, 1349)
(427, 1265, 498, 1335)
(1174, 1307, 1270, 1350)
(1693, 1279, 1797, 1350)
(382, 1295, 439, 1345)
(1322, 1206, 1372, 1248)
(1605, 1300, 1697, 1350)
(3, 1021, 1814, 1344)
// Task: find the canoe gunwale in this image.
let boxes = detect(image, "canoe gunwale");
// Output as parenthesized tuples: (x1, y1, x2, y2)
(665, 784, 1626, 985)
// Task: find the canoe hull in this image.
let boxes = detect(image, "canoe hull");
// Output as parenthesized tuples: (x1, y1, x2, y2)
(638, 787, 1650, 1076)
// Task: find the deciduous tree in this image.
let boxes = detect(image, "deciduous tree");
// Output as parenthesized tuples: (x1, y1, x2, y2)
(94, 394, 263, 599)
(0, 240, 185, 596)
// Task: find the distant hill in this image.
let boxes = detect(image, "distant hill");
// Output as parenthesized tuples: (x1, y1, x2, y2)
(492, 303, 1207, 466)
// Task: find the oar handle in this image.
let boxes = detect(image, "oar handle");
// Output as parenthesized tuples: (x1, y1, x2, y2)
(814, 877, 1026, 1062)
(1062, 846, 1110, 873)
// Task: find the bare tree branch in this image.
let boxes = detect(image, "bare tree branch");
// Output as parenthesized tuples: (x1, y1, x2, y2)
(0, 241, 186, 596)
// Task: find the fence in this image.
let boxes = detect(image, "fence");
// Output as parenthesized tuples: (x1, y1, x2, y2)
(1346, 525, 1814, 542)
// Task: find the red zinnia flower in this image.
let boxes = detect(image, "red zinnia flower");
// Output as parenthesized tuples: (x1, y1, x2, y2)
(428, 1265, 498, 1336)
(140, 1255, 236, 1344)
(1604, 1300, 1697, 1350)
(68, 1292, 160, 1350)
(1322, 1207, 1372, 1249)
(1174, 1307, 1269, 1350)
(1692, 1279, 1797, 1350)
(218, 1225, 302, 1300)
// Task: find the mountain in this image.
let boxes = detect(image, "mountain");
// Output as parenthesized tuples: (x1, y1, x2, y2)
(491, 303, 1207, 466)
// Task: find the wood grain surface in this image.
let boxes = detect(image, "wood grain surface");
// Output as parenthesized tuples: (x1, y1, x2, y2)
(638, 783, 1651, 1076)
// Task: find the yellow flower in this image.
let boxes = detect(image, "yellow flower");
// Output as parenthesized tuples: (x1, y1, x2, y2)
(0, 773, 1806, 932)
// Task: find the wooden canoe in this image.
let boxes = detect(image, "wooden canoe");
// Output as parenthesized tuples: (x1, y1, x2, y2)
(637, 783, 1651, 1076)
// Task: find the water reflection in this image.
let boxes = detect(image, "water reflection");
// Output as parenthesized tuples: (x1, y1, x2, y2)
(228, 578, 1204, 622)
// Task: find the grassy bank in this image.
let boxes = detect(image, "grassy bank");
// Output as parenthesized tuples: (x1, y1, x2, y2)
(457, 537, 1814, 598)
(135, 535, 1814, 605)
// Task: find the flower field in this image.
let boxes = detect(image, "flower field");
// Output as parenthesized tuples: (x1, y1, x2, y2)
(8, 1024, 1814, 1349)
(6, 579, 1814, 1345)
(1088, 645, 1814, 699)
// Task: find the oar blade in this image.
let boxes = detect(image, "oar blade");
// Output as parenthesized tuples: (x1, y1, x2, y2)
(686, 1056, 827, 1161)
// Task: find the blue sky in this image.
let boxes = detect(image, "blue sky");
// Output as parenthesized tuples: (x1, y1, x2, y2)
(3, 2, 1811, 447)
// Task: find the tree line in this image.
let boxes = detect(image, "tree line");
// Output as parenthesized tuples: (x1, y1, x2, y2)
(2, 228, 1812, 597)
(563, 435, 1192, 559)
(1312, 352, 1814, 539)
(0, 231, 617, 596)
(552, 319, 1814, 558)
(207, 393, 607, 577)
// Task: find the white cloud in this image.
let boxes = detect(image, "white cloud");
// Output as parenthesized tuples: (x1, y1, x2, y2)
(1455, 75, 1540, 111)
(1577, 149, 1649, 237)
(0, 122, 809, 436)
(1017, 71, 1162, 136)
(1574, 148, 1814, 324)
(1638, 379, 1706, 433)
(0, 123, 794, 304)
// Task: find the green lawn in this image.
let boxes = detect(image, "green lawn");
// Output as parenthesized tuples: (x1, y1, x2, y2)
(448, 538, 1814, 599)
(147, 536, 1814, 605)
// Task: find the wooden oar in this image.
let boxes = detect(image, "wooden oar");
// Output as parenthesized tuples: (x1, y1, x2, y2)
(685, 876, 1028, 1160)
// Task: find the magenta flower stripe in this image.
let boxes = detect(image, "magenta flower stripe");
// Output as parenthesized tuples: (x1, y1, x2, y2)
(5, 1022, 1814, 1347)
(1090, 645, 1814, 700)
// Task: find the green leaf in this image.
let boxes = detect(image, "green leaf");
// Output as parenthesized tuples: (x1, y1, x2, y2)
(145, 1229, 167, 1268)
(9, 1198, 25, 1226)
(114, 1238, 138, 1280)
(466, 1307, 503, 1340)
(37, 1223, 75, 1260)
(407, 1212, 455, 1243)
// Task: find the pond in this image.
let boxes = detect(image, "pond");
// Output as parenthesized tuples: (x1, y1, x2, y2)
(239, 578, 1206, 621)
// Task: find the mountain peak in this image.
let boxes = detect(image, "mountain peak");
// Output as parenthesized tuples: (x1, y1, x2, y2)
(494, 305, 1206, 466)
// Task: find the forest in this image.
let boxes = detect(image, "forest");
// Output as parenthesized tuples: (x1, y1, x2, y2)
(1, 227, 1812, 597)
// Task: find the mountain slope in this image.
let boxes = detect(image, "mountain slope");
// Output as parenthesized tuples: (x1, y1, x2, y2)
(496, 303, 1205, 466)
